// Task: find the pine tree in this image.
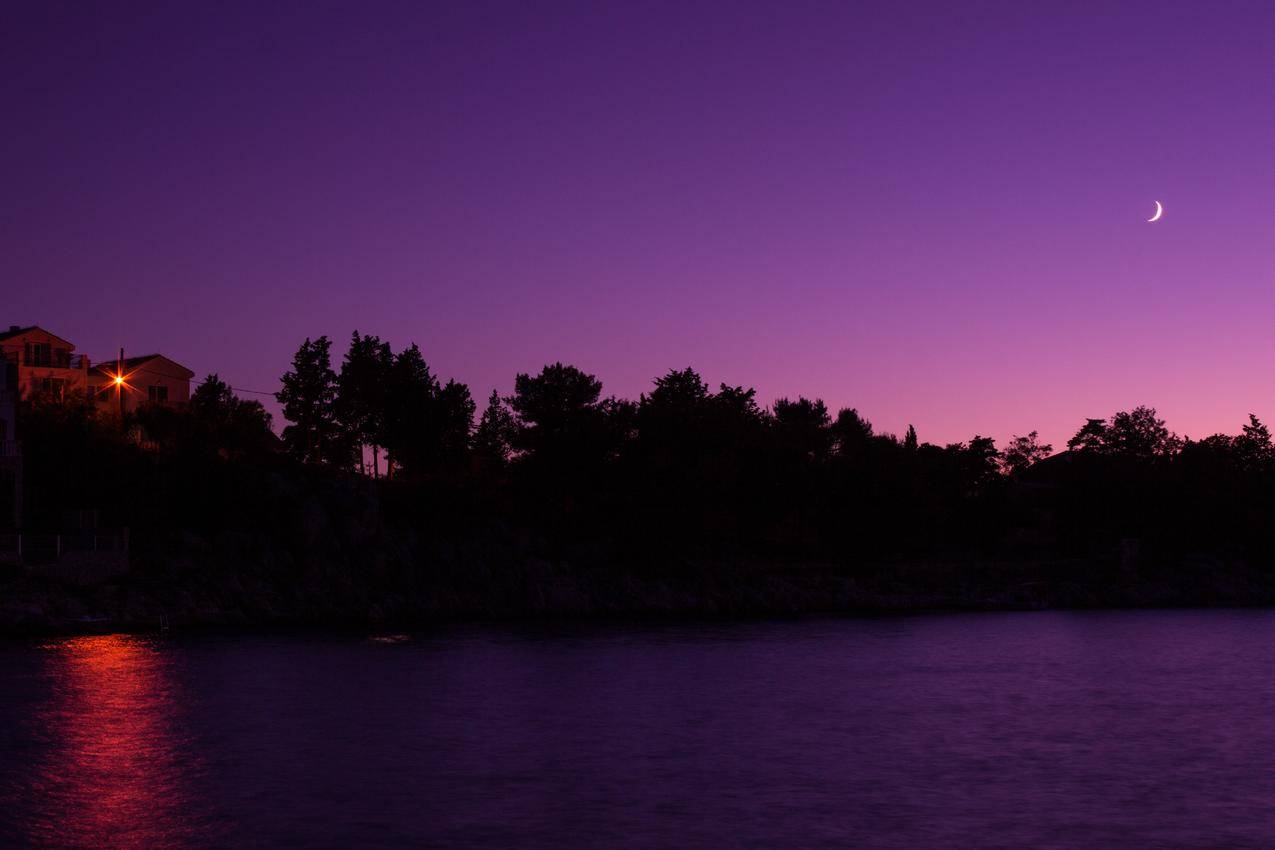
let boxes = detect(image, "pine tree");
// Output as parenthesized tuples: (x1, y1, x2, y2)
(903, 424, 918, 452)
(276, 336, 347, 465)
(382, 343, 438, 477)
(337, 331, 392, 476)
(474, 389, 516, 466)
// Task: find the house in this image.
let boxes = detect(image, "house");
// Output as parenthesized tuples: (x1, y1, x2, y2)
(90, 354, 195, 416)
(0, 325, 90, 402)
(0, 356, 15, 447)
(0, 324, 196, 526)
(0, 325, 196, 415)
(0, 356, 20, 529)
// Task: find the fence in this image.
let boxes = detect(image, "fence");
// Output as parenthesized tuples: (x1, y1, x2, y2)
(0, 530, 128, 566)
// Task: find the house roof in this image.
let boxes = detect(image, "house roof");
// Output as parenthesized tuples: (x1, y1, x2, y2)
(91, 354, 195, 381)
(0, 326, 35, 342)
(0, 325, 77, 348)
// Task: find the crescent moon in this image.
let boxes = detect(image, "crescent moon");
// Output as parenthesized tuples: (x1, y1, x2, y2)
(1147, 200, 1163, 222)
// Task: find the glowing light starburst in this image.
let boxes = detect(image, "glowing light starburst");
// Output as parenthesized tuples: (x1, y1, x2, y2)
(95, 369, 137, 397)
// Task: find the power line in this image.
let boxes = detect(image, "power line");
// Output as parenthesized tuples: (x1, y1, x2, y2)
(88, 361, 279, 398)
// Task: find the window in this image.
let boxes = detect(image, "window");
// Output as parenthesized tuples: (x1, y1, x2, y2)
(40, 378, 66, 400)
(26, 342, 52, 367)
(21, 342, 72, 368)
(148, 385, 169, 403)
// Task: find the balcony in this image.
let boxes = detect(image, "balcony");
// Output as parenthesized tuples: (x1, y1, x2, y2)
(0, 440, 18, 458)
(1, 351, 87, 369)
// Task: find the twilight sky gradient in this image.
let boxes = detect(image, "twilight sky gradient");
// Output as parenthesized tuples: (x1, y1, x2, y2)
(6, 1, 1275, 450)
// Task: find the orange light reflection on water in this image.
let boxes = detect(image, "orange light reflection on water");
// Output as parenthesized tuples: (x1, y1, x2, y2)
(27, 635, 208, 850)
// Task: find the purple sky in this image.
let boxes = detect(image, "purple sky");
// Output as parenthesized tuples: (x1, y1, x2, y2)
(7, 1, 1275, 450)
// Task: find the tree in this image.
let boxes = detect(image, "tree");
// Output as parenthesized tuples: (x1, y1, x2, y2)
(190, 373, 236, 419)
(832, 408, 874, 456)
(506, 362, 604, 458)
(712, 384, 767, 430)
(276, 336, 348, 466)
(191, 373, 274, 456)
(377, 344, 474, 478)
(1067, 418, 1109, 453)
(1106, 406, 1180, 460)
(1233, 414, 1275, 471)
(505, 363, 627, 510)
(773, 396, 832, 461)
(382, 343, 438, 477)
(224, 398, 273, 454)
(436, 379, 475, 464)
(1001, 431, 1052, 475)
(636, 368, 713, 453)
(903, 424, 919, 452)
(645, 368, 710, 414)
(1066, 408, 1180, 460)
(597, 395, 638, 459)
(337, 331, 392, 477)
(963, 435, 1001, 488)
(473, 389, 517, 467)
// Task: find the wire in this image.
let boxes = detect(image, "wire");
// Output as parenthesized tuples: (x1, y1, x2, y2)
(89, 362, 279, 397)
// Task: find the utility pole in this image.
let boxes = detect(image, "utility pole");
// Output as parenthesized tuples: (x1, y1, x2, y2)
(117, 347, 124, 419)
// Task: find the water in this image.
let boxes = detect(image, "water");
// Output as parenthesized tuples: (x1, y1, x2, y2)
(2, 612, 1275, 848)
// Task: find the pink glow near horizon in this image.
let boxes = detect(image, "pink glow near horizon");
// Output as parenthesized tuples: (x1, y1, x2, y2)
(6, 2, 1275, 453)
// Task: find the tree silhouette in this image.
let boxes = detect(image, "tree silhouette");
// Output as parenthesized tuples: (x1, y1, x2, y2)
(436, 379, 476, 467)
(624, 369, 720, 542)
(636, 368, 713, 454)
(382, 342, 437, 478)
(832, 408, 873, 457)
(1067, 418, 1109, 453)
(507, 362, 604, 459)
(191, 373, 274, 456)
(190, 374, 236, 418)
(964, 435, 1001, 487)
(337, 331, 392, 477)
(773, 397, 832, 462)
(711, 384, 767, 432)
(1106, 406, 1180, 460)
(903, 424, 919, 453)
(276, 336, 349, 466)
(257, 329, 1275, 588)
(1233, 414, 1274, 471)
(474, 390, 517, 468)
(646, 368, 710, 412)
(1002, 431, 1052, 475)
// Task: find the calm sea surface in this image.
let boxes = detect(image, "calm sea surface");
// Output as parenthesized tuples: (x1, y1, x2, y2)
(2, 612, 1275, 848)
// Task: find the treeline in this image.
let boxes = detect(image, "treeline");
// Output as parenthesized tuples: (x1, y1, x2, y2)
(264, 331, 1275, 566)
(276, 332, 1054, 480)
(17, 330, 1275, 573)
(276, 333, 474, 476)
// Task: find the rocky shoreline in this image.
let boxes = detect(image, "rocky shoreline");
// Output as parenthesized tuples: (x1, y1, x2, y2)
(4, 551, 1272, 638)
